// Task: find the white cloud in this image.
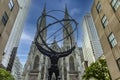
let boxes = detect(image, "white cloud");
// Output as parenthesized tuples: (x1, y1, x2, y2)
(17, 54, 28, 57)
(70, 8, 80, 16)
(21, 32, 33, 41)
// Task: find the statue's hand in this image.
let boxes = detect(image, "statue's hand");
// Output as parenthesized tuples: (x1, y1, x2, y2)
(35, 37, 37, 42)
(34, 41, 38, 45)
(33, 39, 38, 46)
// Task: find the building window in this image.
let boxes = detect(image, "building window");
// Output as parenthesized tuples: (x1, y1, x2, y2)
(69, 56, 75, 71)
(2, 12, 9, 26)
(84, 61, 88, 69)
(33, 55, 39, 70)
(96, 1, 102, 13)
(8, 0, 14, 10)
(2, 52, 6, 55)
(116, 58, 120, 71)
(111, 0, 120, 11)
(108, 33, 117, 48)
(101, 15, 108, 28)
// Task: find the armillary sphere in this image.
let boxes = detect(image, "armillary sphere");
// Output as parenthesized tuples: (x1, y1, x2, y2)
(36, 10, 78, 54)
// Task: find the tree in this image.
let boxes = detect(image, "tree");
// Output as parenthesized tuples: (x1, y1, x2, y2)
(82, 59, 111, 80)
(0, 68, 15, 80)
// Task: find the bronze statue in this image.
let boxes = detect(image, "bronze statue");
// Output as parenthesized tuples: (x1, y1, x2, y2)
(35, 41, 75, 80)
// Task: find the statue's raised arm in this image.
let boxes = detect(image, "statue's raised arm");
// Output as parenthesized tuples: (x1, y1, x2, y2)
(35, 41, 51, 57)
(58, 46, 76, 58)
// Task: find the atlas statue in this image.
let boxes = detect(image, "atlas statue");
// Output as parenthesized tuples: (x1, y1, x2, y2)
(35, 9, 77, 80)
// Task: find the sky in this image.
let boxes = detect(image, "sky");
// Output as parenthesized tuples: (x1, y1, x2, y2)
(17, 0, 94, 66)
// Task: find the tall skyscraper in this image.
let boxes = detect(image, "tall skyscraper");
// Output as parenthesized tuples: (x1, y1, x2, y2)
(11, 56, 23, 80)
(2, 0, 30, 70)
(91, 0, 120, 79)
(0, 0, 19, 68)
(82, 13, 103, 67)
(22, 6, 83, 80)
(1, 0, 31, 71)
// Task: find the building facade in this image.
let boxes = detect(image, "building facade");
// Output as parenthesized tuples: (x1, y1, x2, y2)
(91, 0, 120, 79)
(0, 0, 19, 67)
(1, 0, 31, 71)
(82, 13, 103, 67)
(11, 56, 23, 80)
(22, 6, 83, 80)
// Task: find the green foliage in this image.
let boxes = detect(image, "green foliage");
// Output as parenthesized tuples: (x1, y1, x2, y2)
(0, 68, 15, 80)
(82, 59, 111, 80)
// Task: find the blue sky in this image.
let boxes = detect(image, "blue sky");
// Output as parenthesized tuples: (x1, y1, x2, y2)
(17, 0, 93, 66)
